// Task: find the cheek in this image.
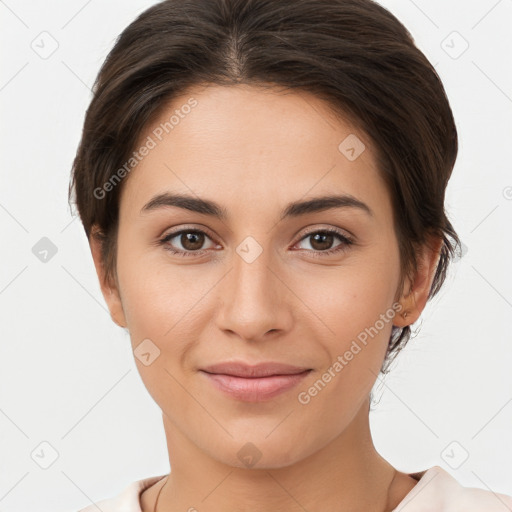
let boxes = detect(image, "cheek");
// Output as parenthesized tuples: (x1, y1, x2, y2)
(305, 252, 400, 347)
(290, 263, 400, 432)
(295, 242, 401, 387)
(119, 265, 201, 337)
(116, 238, 220, 362)
(115, 247, 215, 410)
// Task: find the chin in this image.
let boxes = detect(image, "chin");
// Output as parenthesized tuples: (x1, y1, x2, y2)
(203, 431, 318, 470)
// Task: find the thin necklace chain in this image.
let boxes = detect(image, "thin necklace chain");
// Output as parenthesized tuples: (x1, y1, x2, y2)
(152, 471, 397, 512)
(153, 476, 168, 512)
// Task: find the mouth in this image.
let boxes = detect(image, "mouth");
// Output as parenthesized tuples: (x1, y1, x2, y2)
(199, 361, 313, 402)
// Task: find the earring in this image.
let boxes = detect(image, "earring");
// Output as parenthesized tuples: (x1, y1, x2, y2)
(402, 310, 409, 319)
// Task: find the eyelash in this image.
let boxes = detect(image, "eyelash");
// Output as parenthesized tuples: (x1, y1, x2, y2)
(157, 227, 354, 258)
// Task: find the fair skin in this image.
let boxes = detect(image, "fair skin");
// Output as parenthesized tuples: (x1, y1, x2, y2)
(90, 84, 442, 512)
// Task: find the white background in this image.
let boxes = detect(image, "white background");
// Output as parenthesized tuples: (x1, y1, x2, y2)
(0, 0, 511, 510)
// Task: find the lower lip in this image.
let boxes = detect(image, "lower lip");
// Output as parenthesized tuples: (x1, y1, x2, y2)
(200, 370, 311, 402)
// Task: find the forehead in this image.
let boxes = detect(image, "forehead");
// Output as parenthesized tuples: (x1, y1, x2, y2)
(119, 84, 390, 222)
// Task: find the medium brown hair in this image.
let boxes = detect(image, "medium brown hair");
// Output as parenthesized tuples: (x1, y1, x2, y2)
(69, 0, 460, 373)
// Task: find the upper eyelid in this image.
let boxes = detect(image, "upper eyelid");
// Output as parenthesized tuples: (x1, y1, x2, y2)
(161, 224, 216, 240)
(298, 225, 352, 239)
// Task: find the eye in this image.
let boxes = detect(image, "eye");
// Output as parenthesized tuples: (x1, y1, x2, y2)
(293, 228, 354, 257)
(157, 226, 354, 258)
(158, 228, 219, 257)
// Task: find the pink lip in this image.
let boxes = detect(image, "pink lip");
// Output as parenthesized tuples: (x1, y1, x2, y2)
(200, 362, 312, 402)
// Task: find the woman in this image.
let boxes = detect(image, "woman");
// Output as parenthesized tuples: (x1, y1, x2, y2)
(70, 0, 512, 510)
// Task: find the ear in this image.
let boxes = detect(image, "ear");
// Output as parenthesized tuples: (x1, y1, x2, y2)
(89, 227, 128, 329)
(394, 235, 443, 328)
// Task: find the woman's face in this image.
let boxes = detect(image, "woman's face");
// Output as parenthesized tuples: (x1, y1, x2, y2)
(97, 84, 413, 468)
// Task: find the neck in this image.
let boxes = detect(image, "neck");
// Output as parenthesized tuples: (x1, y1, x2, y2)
(155, 397, 403, 512)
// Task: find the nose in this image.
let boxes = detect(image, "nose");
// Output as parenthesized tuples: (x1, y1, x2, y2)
(215, 245, 294, 342)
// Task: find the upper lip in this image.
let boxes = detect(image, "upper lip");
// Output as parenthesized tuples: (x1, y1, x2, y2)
(200, 361, 311, 378)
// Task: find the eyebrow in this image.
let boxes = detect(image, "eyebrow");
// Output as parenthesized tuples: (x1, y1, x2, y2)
(140, 192, 373, 220)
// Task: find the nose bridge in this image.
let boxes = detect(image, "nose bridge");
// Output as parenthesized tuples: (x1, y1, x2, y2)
(233, 242, 273, 297)
(216, 239, 290, 340)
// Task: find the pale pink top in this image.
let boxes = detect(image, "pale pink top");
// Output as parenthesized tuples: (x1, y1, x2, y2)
(77, 466, 512, 511)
